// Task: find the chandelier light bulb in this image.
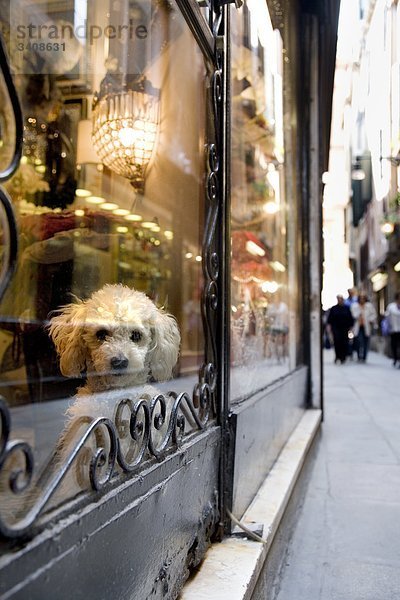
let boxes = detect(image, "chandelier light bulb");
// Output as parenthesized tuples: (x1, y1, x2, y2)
(118, 127, 137, 147)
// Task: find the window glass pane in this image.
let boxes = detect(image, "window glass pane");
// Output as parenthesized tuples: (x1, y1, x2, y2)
(0, 0, 212, 529)
(230, 0, 298, 401)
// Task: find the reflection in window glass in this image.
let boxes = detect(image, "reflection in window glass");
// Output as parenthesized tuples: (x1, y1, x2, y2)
(230, 0, 297, 401)
(0, 0, 212, 525)
(0, 70, 16, 174)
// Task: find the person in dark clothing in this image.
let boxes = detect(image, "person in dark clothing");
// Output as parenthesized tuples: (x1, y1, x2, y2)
(327, 295, 354, 363)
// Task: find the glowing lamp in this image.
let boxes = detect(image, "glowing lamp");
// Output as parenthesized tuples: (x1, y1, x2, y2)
(92, 76, 160, 192)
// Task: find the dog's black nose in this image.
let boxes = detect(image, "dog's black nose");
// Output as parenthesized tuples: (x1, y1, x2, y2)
(110, 356, 129, 370)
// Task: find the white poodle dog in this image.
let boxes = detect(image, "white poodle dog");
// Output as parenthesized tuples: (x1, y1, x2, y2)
(45, 285, 182, 494)
(0, 287, 181, 520)
(48, 283, 181, 397)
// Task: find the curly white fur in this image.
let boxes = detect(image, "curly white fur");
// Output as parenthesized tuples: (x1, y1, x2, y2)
(44, 285, 181, 497)
(48, 284, 181, 395)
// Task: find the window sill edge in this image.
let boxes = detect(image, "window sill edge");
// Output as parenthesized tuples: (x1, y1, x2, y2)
(181, 408, 322, 600)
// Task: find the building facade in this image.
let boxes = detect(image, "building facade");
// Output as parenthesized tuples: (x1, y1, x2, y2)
(335, 0, 400, 322)
(0, 0, 339, 597)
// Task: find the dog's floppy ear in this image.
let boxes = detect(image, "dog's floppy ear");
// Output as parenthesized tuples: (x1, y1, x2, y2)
(148, 308, 180, 381)
(48, 301, 88, 377)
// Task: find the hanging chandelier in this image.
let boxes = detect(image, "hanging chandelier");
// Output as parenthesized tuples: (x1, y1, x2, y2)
(92, 75, 160, 192)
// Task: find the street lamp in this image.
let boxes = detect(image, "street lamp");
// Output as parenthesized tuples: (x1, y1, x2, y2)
(379, 131, 400, 176)
(351, 157, 366, 181)
(379, 152, 400, 168)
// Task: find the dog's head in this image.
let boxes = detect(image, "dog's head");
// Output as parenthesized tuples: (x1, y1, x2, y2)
(48, 284, 181, 392)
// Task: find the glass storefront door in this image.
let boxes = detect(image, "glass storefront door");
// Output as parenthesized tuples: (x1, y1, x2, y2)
(0, 0, 220, 540)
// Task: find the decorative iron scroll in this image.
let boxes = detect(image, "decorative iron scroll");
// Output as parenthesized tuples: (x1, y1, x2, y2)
(0, 32, 23, 302)
(0, 34, 23, 183)
(201, 54, 222, 413)
(0, 364, 216, 538)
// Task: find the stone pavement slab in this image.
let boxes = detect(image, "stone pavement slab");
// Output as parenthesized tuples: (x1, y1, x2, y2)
(272, 350, 400, 600)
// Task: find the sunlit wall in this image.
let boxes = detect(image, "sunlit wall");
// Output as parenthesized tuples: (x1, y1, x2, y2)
(322, 0, 362, 310)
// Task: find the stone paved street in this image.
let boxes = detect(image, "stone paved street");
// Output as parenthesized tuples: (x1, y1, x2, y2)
(273, 350, 400, 600)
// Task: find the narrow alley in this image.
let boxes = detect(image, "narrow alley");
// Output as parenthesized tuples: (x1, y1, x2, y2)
(272, 351, 400, 599)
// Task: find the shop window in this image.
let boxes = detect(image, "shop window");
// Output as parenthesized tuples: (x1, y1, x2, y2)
(0, 0, 219, 538)
(229, 0, 298, 402)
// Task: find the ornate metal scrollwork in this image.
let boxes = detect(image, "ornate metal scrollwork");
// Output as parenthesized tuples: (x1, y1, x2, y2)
(0, 364, 217, 538)
(200, 56, 223, 414)
(0, 32, 23, 302)
(0, 35, 23, 183)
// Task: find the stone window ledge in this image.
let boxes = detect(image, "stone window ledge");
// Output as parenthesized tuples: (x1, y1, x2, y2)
(181, 409, 322, 600)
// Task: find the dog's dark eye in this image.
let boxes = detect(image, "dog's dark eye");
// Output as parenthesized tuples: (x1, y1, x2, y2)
(96, 329, 109, 341)
(130, 330, 142, 342)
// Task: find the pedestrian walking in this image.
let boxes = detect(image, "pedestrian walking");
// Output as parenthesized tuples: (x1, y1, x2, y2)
(344, 287, 358, 307)
(327, 295, 354, 363)
(344, 287, 358, 357)
(384, 292, 400, 367)
(350, 293, 377, 362)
